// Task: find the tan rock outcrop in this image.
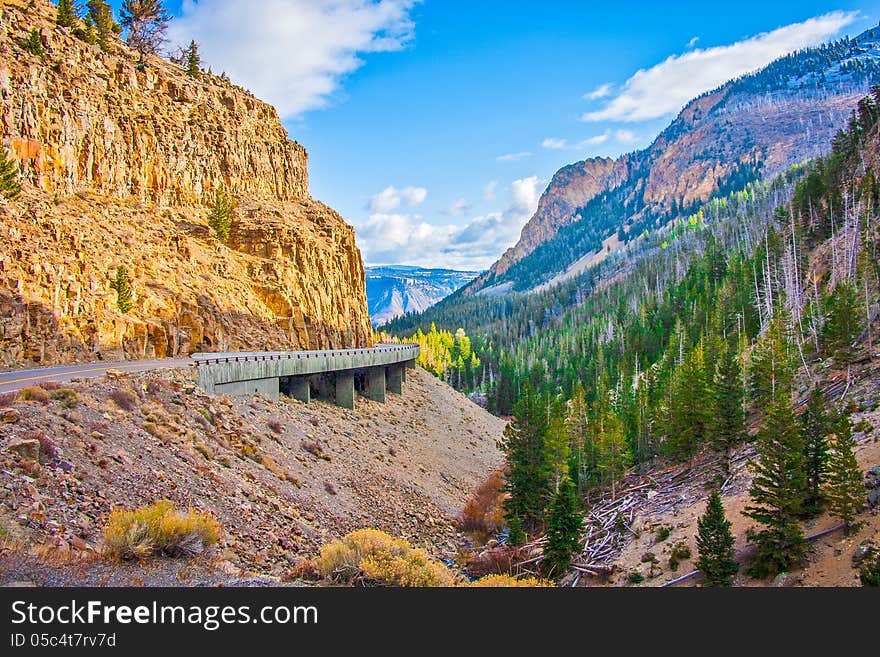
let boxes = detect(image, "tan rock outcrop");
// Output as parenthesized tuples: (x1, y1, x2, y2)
(0, 0, 371, 365)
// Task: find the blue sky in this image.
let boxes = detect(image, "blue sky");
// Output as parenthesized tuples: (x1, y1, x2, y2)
(113, 1, 878, 270)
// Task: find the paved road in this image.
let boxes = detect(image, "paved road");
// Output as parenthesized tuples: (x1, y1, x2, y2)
(0, 358, 193, 393)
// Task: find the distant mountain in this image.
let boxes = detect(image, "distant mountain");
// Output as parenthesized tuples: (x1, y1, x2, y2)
(466, 24, 880, 294)
(367, 266, 479, 325)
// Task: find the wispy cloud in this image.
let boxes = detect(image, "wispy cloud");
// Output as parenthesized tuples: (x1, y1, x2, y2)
(686, 36, 700, 48)
(368, 185, 428, 213)
(584, 83, 614, 100)
(355, 177, 542, 269)
(496, 151, 532, 162)
(483, 180, 498, 201)
(444, 198, 471, 217)
(582, 11, 857, 123)
(541, 134, 611, 150)
(615, 129, 638, 144)
(169, 0, 419, 119)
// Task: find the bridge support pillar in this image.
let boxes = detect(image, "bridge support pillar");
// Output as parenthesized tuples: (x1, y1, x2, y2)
(405, 359, 416, 370)
(335, 371, 356, 410)
(366, 367, 386, 402)
(289, 377, 311, 404)
(386, 364, 403, 394)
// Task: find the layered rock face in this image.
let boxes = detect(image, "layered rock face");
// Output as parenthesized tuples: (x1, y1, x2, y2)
(0, 0, 371, 365)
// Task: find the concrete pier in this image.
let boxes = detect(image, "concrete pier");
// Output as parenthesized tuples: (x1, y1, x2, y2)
(386, 364, 403, 395)
(335, 371, 356, 410)
(366, 367, 386, 402)
(289, 377, 311, 404)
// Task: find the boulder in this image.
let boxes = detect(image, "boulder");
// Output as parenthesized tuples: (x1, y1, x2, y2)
(6, 438, 40, 461)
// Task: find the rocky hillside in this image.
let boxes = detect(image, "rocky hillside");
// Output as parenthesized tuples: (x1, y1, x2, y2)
(367, 266, 479, 326)
(0, 365, 504, 583)
(0, 0, 371, 366)
(469, 24, 880, 293)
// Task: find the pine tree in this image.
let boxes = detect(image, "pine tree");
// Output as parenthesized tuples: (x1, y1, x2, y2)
(78, 17, 98, 46)
(822, 282, 861, 367)
(800, 387, 830, 517)
(664, 343, 712, 462)
(696, 489, 738, 586)
(208, 187, 234, 242)
(749, 312, 796, 406)
(545, 395, 571, 494)
(825, 412, 864, 533)
(88, 0, 118, 53)
(498, 384, 551, 541)
(56, 0, 77, 28)
(595, 403, 632, 499)
(744, 389, 808, 577)
(110, 266, 134, 313)
(120, 0, 171, 57)
(186, 40, 201, 77)
(0, 150, 21, 201)
(22, 29, 45, 59)
(712, 341, 746, 467)
(542, 477, 582, 578)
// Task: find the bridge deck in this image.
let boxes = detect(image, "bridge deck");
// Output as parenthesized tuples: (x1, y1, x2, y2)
(192, 343, 419, 408)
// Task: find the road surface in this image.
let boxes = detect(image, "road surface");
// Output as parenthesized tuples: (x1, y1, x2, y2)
(0, 359, 193, 393)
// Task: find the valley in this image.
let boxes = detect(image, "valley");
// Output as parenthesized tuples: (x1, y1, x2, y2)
(0, 0, 879, 591)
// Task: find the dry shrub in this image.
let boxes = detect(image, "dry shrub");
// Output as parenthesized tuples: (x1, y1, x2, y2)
(464, 544, 527, 579)
(108, 388, 137, 411)
(50, 388, 78, 409)
(37, 381, 61, 391)
(316, 529, 457, 587)
(18, 386, 49, 403)
(324, 481, 337, 495)
(301, 439, 330, 461)
(468, 574, 554, 587)
(103, 500, 221, 560)
(457, 469, 506, 535)
(0, 392, 17, 407)
(267, 419, 283, 434)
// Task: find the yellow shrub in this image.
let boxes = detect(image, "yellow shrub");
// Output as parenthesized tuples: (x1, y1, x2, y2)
(468, 574, 554, 587)
(316, 529, 457, 587)
(104, 500, 220, 560)
(18, 386, 49, 403)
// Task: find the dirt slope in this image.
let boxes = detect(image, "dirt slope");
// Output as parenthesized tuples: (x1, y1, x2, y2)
(0, 366, 504, 583)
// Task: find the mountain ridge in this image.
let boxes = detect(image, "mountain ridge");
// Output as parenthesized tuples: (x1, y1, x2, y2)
(466, 24, 880, 294)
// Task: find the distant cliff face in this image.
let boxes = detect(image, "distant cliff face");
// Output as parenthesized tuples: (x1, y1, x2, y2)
(366, 266, 479, 326)
(469, 26, 880, 293)
(0, 0, 371, 365)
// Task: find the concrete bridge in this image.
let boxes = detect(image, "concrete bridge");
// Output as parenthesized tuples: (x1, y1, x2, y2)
(191, 344, 419, 410)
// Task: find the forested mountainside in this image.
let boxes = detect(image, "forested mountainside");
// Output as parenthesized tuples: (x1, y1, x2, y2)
(387, 86, 880, 579)
(0, 0, 371, 366)
(467, 25, 880, 294)
(366, 266, 478, 326)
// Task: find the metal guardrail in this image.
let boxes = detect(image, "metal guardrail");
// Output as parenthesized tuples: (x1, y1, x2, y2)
(190, 343, 419, 366)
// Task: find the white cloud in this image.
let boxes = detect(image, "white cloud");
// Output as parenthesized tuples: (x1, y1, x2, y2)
(496, 152, 532, 162)
(615, 129, 638, 144)
(584, 83, 614, 100)
(483, 180, 498, 201)
(541, 138, 568, 150)
(169, 0, 419, 118)
(445, 198, 471, 217)
(355, 177, 542, 269)
(581, 11, 857, 123)
(541, 134, 610, 150)
(687, 36, 700, 48)
(368, 185, 427, 212)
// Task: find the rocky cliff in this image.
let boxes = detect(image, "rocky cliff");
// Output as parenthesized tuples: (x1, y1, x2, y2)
(468, 25, 880, 293)
(0, 0, 371, 365)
